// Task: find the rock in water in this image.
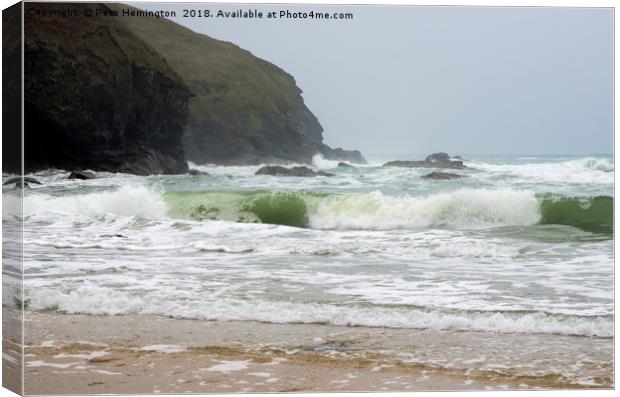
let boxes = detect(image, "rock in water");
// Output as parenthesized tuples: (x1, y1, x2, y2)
(422, 172, 464, 180)
(255, 166, 334, 177)
(19, 3, 191, 175)
(383, 153, 466, 169)
(337, 162, 353, 168)
(320, 147, 367, 165)
(68, 171, 95, 180)
(425, 152, 451, 162)
(189, 169, 210, 176)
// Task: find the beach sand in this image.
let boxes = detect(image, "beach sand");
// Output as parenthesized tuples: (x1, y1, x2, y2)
(8, 310, 612, 394)
(2, 306, 23, 394)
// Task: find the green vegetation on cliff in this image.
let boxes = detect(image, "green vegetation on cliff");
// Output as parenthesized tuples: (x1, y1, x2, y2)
(113, 4, 365, 165)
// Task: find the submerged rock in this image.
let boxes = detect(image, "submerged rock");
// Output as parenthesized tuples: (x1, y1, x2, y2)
(3, 176, 42, 188)
(383, 153, 465, 169)
(422, 172, 464, 180)
(188, 169, 210, 176)
(255, 165, 334, 177)
(68, 170, 95, 180)
(337, 162, 353, 168)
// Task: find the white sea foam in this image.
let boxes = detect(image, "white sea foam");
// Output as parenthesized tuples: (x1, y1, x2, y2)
(468, 157, 613, 184)
(22, 185, 168, 220)
(26, 360, 80, 369)
(187, 161, 263, 177)
(307, 189, 540, 230)
(312, 154, 341, 169)
(205, 360, 250, 372)
(25, 288, 612, 337)
(312, 153, 383, 168)
(141, 345, 186, 354)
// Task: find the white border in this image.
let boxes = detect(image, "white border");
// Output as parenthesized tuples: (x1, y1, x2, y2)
(0, 1, 616, 397)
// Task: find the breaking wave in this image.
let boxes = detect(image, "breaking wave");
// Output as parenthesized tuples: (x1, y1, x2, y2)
(468, 157, 613, 184)
(25, 289, 612, 337)
(18, 186, 613, 234)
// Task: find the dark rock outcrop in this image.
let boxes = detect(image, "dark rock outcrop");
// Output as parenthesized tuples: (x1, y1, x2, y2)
(68, 171, 96, 180)
(319, 146, 367, 165)
(113, 5, 366, 166)
(255, 166, 334, 177)
(422, 172, 464, 180)
(22, 3, 191, 175)
(337, 162, 353, 168)
(188, 169, 210, 176)
(425, 152, 451, 163)
(384, 153, 466, 169)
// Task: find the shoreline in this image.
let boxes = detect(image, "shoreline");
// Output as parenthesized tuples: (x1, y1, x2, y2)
(13, 310, 613, 394)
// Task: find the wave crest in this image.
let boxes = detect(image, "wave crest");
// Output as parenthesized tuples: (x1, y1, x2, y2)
(469, 157, 613, 184)
(25, 288, 612, 337)
(22, 185, 168, 220)
(18, 186, 612, 234)
(308, 189, 540, 230)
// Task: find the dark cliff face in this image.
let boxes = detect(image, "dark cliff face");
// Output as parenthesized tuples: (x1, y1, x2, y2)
(2, 4, 22, 174)
(113, 5, 366, 165)
(22, 3, 191, 175)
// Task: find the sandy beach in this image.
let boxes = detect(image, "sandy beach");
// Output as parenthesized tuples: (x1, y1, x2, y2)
(15, 310, 612, 394)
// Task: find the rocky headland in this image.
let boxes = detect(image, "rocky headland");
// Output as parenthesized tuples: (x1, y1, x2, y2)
(21, 3, 191, 175)
(112, 4, 366, 167)
(13, 3, 366, 175)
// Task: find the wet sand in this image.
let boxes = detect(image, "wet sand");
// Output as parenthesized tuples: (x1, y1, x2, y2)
(2, 305, 23, 394)
(12, 310, 614, 394)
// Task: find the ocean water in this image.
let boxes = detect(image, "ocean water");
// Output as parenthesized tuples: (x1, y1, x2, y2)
(4, 154, 614, 337)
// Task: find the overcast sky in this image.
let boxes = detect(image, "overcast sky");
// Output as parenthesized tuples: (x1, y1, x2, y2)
(135, 3, 613, 156)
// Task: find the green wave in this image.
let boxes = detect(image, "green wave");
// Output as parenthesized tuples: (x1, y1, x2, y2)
(164, 190, 316, 228)
(163, 190, 613, 234)
(538, 195, 613, 234)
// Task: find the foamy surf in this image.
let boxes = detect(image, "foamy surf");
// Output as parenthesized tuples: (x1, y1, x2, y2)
(24, 290, 612, 337)
(15, 185, 612, 233)
(9, 154, 613, 340)
(467, 157, 613, 184)
(22, 185, 168, 220)
(307, 189, 540, 230)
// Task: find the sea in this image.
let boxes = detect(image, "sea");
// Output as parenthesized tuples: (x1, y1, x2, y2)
(3, 154, 614, 338)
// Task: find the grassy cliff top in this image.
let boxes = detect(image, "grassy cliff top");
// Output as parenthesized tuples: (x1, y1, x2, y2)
(112, 4, 306, 128)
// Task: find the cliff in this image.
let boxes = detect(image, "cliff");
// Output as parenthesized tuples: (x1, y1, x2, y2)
(113, 5, 366, 165)
(2, 3, 22, 174)
(22, 3, 192, 175)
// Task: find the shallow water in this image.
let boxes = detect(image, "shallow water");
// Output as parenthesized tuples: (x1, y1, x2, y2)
(3, 154, 614, 337)
(22, 312, 614, 391)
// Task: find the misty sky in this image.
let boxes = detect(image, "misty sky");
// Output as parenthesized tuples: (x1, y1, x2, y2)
(135, 3, 613, 155)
